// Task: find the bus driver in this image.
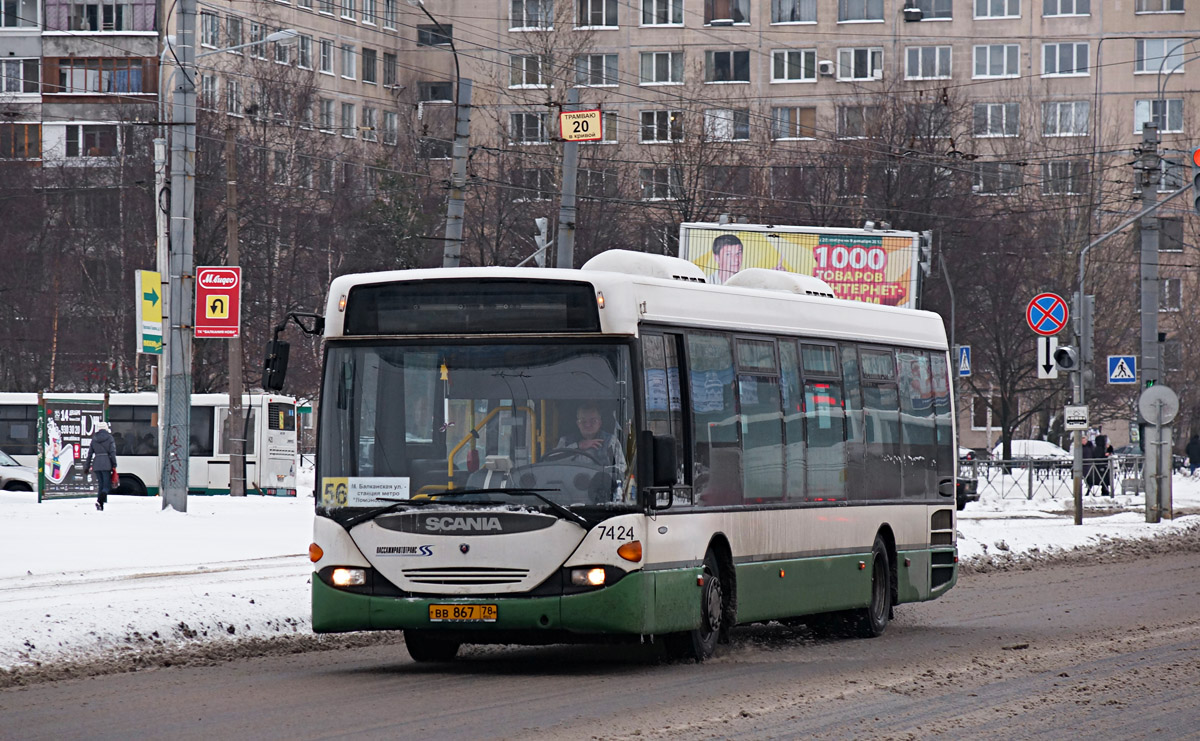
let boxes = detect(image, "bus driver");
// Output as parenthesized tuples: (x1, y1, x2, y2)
(557, 403, 626, 476)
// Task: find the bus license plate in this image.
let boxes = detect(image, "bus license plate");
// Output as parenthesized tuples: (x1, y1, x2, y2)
(428, 604, 497, 622)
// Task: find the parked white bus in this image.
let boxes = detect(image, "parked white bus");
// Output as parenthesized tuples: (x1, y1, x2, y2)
(300, 250, 958, 662)
(0, 392, 298, 496)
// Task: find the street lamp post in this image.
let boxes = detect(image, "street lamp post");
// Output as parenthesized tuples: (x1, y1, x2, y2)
(408, 0, 471, 267)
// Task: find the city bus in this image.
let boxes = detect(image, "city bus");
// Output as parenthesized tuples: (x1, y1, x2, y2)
(302, 250, 959, 662)
(0, 392, 298, 496)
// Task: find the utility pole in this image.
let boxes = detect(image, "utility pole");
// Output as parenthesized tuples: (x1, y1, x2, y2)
(443, 78, 472, 267)
(162, 0, 197, 513)
(225, 127, 245, 497)
(1137, 122, 1161, 518)
(556, 88, 581, 270)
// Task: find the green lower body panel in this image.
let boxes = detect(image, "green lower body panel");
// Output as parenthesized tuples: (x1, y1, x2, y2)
(734, 553, 872, 624)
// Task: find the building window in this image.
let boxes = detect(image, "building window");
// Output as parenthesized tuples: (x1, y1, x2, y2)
(512, 0, 553, 28)
(913, 0, 953, 17)
(597, 111, 618, 142)
(705, 0, 749, 23)
(297, 35, 313, 69)
(1163, 339, 1182, 372)
(68, 1, 131, 31)
(971, 395, 991, 430)
(382, 0, 397, 26)
(770, 165, 814, 200)
(1136, 0, 1183, 11)
(974, 44, 1020, 78)
(640, 110, 683, 142)
(908, 103, 954, 138)
(318, 0, 334, 12)
(1042, 160, 1086, 194)
(643, 0, 683, 24)
(296, 156, 314, 190)
(1159, 157, 1184, 193)
(319, 39, 333, 73)
(361, 48, 377, 83)
(225, 78, 243, 116)
(65, 124, 118, 157)
(639, 51, 683, 84)
(226, 17, 244, 52)
(362, 107, 378, 141)
(383, 111, 398, 145)
(319, 98, 334, 131)
(837, 105, 880, 138)
(1042, 101, 1089, 136)
(576, 54, 618, 86)
(274, 31, 291, 64)
(419, 81, 453, 101)
(838, 0, 882, 21)
(640, 167, 682, 200)
(1161, 218, 1184, 253)
(772, 0, 817, 22)
(581, 168, 618, 198)
(706, 50, 750, 82)
(417, 24, 452, 46)
(974, 162, 1022, 195)
(362, 0, 376, 23)
(974, 102, 1019, 137)
(771, 106, 816, 139)
(772, 49, 816, 81)
(510, 54, 546, 87)
(1160, 277, 1181, 312)
(510, 112, 549, 144)
(341, 0, 355, 19)
(300, 103, 314, 129)
(56, 58, 148, 94)
(837, 47, 884, 80)
(0, 123, 41, 159)
(1044, 0, 1088, 15)
(249, 23, 267, 59)
(200, 12, 219, 47)
(341, 102, 356, 137)
(577, 0, 617, 26)
(704, 109, 750, 141)
(975, 0, 1020, 17)
(704, 166, 752, 198)
(199, 75, 218, 110)
(1136, 39, 1185, 73)
(273, 151, 288, 185)
(298, 0, 312, 9)
(0, 0, 37, 27)
(1, 59, 40, 94)
(340, 44, 356, 79)
(383, 53, 398, 86)
(1135, 99, 1183, 133)
(318, 160, 335, 192)
(1042, 42, 1087, 75)
(512, 168, 554, 201)
(905, 46, 952, 79)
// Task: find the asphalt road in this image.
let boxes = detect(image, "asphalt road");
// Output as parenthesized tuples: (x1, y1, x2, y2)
(3, 551, 1199, 741)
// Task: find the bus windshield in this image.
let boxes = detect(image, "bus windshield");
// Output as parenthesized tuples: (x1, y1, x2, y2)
(318, 341, 634, 513)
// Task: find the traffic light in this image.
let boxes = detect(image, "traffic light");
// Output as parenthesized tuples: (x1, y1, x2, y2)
(1193, 147, 1200, 216)
(1053, 346, 1078, 371)
(1146, 378, 1157, 389)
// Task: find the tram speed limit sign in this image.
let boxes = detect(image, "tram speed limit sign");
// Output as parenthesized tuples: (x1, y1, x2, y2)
(559, 109, 602, 141)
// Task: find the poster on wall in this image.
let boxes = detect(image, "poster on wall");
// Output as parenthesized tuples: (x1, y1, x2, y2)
(38, 397, 106, 501)
(679, 223, 925, 310)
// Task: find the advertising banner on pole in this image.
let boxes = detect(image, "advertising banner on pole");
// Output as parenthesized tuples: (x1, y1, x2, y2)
(678, 223, 922, 309)
(38, 397, 106, 501)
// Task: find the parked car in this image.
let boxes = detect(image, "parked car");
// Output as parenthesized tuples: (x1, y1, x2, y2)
(955, 475, 980, 511)
(991, 439, 1072, 461)
(0, 448, 36, 491)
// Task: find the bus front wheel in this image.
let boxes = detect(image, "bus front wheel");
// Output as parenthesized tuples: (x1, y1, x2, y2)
(404, 631, 460, 663)
(665, 550, 724, 662)
(116, 475, 148, 497)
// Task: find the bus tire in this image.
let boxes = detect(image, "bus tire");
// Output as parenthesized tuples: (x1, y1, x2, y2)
(665, 549, 724, 662)
(117, 475, 148, 497)
(404, 631, 460, 662)
(848, 535, 892, 638)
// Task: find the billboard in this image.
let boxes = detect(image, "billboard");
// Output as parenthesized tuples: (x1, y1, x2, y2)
(38, 397, 106, 501)
(679, 223, 925, 309)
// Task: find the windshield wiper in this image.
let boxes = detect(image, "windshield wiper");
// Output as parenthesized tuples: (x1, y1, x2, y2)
(343, 488, 587, 528)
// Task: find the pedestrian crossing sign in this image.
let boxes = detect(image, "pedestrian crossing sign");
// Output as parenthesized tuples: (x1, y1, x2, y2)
(1108, 356, 1136, 384)
(957, 346, 971, 377)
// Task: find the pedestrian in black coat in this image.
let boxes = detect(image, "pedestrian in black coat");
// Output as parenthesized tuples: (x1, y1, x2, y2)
(85, 422, 118, 511)
(1187, 434, 1200, 476)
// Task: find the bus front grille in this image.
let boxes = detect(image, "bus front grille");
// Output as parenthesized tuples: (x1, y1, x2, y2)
(401, 567, 530, 585)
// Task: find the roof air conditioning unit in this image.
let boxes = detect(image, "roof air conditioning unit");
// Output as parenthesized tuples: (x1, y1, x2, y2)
(903, 6, 924, 21)
(818, 60, 835, 76)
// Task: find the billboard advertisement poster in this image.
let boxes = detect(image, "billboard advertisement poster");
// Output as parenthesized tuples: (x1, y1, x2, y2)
(38, 398, 106, 501)
(679, 224, 920, 309)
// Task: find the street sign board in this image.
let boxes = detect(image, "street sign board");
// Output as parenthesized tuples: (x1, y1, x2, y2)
(195, 266, 241, 338)
(957, 346, 971, 377)
(135, 269, 162, 355)
(559, 109, 602, 142)
(1064, 405, 1089, 431)
(1138, 385, 1178, 425)
(1026, 293, 1069, 336)
(1107, 355, 1136, 384)
(1037, 336, 1058, 379)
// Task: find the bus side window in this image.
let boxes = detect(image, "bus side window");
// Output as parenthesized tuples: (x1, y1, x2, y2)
(841, 344, 867, 501)
(642, 333, 688, 491)
(687, 332, 739, 506)
(930, 353, 953, 483)
(780, 341, 805, 501)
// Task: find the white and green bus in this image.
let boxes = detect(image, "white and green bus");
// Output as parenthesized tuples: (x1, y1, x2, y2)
(303, 250, 959, 662)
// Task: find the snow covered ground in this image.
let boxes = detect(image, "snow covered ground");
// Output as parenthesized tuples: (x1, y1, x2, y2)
(1, 462, 1198, 675)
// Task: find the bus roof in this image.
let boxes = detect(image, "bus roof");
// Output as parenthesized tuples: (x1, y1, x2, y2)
(325, 253, 947, 351)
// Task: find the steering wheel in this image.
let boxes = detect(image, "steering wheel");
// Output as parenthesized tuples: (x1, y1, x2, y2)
(541, 446, 607, 467)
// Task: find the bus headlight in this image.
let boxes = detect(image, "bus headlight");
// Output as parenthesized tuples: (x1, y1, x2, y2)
(331, 568, 366, 587)
(570, 567, 607, 587)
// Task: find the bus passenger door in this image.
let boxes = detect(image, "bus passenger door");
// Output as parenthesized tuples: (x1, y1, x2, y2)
(641, 332, 690, 505)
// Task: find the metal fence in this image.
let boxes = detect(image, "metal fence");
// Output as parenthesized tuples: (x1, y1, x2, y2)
(963, 456, 1147, 500)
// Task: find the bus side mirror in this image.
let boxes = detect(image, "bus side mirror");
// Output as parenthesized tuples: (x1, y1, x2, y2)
(262, 340, 290, 391)
(637, 431, 678, 509)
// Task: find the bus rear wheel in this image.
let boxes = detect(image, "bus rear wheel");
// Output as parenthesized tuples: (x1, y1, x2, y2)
(665, 550, 724, 662)
(116, 475, 148, 497)
(848, 535, 892, 638)
(404, 631, 460, 663)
